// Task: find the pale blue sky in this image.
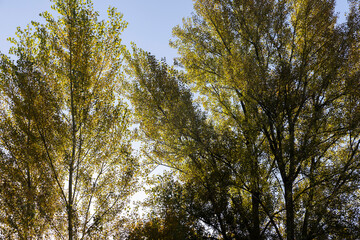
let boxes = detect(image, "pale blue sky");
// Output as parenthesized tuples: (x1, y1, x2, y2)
(0, 0, 350, 63)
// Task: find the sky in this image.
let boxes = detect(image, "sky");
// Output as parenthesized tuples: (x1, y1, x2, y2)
(0, 0, 194, 63)
(0, 0, 350, 64)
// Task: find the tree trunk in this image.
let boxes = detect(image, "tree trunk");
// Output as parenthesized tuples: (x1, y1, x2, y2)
(285, 179, 295, 240)
(251, 191, 261, 240)
(301, 158, 316, 240)
(68, 166, 73, 240)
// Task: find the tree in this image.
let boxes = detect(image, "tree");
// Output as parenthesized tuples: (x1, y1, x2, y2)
(0, 0, 138, 238)
(127, 0, 360, 239)
(127, 49, 268, 239)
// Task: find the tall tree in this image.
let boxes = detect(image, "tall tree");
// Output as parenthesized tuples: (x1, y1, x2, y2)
(128, 0, 360, 239)
(127, 49, 270, 239)
(0, 0, 138, 239)
(172, 0, 360, 238)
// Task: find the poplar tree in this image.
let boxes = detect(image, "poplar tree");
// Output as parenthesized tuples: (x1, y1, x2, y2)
(128, 0, 360, 239)
(0, 0, 138, 239)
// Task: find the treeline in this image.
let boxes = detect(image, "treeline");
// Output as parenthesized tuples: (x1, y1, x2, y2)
(1, 0, 360, 239)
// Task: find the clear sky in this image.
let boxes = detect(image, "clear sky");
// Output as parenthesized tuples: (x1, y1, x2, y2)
(0, 0, 350, 63)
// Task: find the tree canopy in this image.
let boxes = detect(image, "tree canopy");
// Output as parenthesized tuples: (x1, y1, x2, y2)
(1, 0, 360, 239)
(127, 0, 360, 239)
(0, 0, 138, 239)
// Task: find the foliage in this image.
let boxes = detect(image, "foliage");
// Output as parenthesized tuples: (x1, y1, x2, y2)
(127, 0, 360, 239)
(0, 0, 138, 239)
(1, 0, 360, 239)
(125, 173, 207, 240)
(0, 56, 60, 239)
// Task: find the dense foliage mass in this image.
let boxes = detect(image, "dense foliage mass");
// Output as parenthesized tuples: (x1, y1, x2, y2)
(127, 0, 360, 239)
(1, 0, 359, 239)
(0, 0, 138, 239)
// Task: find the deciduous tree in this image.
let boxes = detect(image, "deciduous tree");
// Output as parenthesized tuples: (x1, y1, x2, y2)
(128, 0, 360, 239)
(0, 0, 138, 238)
